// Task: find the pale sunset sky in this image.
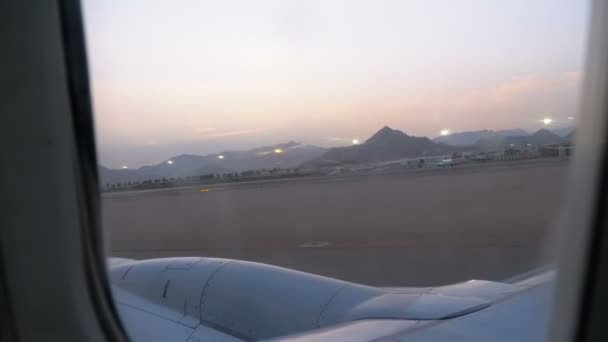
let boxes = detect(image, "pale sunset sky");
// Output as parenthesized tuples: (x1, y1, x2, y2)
(82, 0, 589, 168)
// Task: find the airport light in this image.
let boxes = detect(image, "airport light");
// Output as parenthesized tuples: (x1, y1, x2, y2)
(274, 148, 283, 154)
(218, 155, 224, 159)
(167, 160, 174, 165)
(440, 129, 450, 136)
(121, 165, 128, 169)
(542, 117, 553, 125)
(352, 139, 360, 145)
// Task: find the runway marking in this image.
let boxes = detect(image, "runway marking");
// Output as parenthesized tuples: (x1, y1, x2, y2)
(299, 241, 331, 248)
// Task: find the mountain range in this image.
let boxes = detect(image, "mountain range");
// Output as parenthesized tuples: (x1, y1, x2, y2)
(302, 126, 461, 168)
(99, 126, 574, 185)
(432, 127, 574, 147)
(98, 141, 325, 185)
(473, 128, 569, 152)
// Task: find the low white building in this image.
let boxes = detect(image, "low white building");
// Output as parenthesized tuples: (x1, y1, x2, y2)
(399, 155, 451, 168)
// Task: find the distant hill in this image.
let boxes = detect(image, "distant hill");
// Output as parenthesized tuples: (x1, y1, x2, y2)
(216, 141, 326, 172)
(303, 126, 459, 167)
(97, 166, 155, 185)
(99, 141, 326, 185)
(474, 128, 565, 152)
(550, 126, 576, 137)
(433, 129, 528, 146)
(565, 130, 576, 141)
(137, 154, 230, 178)
(526, 128, 566, 145)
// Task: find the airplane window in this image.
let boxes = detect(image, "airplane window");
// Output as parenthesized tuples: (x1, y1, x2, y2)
(81, 0, 590, 340)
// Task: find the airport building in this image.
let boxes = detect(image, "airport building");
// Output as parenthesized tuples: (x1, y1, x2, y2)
(399, 155, 452, 168)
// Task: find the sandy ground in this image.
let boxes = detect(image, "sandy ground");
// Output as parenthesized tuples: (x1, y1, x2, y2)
(102, 159, 570, 286)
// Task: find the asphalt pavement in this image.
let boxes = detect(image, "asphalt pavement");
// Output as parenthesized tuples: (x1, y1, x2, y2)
(102, 158, 569, 286)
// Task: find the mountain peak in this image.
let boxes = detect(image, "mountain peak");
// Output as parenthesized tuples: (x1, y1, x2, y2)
(366, 126, 409, 144)
(304, 125, 452, 167)
(379, 126, 406, 135)
(534, 128, 552, 134)
(532, 128, 559, 138)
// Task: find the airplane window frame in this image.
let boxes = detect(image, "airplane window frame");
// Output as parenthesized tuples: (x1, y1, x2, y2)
(550, 2, 608, 341)
(0, 252, 17, 341)
(58, 0, 130, 340)
(0, 0, 128, 341)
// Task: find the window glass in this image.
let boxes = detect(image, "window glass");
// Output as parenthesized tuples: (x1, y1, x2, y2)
(82, 0, 589, 340)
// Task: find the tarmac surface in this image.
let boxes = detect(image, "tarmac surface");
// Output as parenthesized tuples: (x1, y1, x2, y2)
(103, 158, 570, 286)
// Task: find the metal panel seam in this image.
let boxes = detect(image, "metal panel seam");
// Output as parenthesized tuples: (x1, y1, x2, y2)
(199, 260, 236, 315)
(315, 284, 349, 327)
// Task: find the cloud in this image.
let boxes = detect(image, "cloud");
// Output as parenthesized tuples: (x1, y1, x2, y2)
(561, 70, 581, 83)
(202, 126, 278, 138)
(192, 127, 217, 135)
(326, 137, 352, 142)
(143, 140, 159, 146)
(492, 74, 547, 103)
(448, 71, 581, 109)
(491, 71, 581, 104)
(427, 70, 583, 132)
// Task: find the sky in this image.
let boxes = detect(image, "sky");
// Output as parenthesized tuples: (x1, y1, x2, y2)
(82, 0, 590, 168)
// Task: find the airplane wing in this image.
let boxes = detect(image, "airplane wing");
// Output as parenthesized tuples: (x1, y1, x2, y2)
(108, 257, 553, 341)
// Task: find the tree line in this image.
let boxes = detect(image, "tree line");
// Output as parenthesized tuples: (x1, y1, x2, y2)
(103, 168, 303, 191)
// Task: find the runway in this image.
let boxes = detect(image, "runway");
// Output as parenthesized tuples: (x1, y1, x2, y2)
(102, 158, 570, 286)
